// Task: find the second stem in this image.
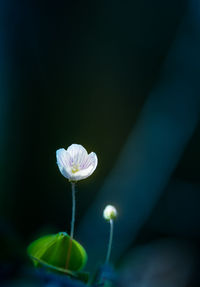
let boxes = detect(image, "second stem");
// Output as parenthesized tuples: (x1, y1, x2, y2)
(106, 219, 113, 264)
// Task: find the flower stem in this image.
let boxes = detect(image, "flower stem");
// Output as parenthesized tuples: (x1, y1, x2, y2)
(105, 219, 114, 264)
(70, 182, 76, 238)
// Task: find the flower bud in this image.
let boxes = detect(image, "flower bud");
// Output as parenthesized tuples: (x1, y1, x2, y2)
(103, 205, 117, 221)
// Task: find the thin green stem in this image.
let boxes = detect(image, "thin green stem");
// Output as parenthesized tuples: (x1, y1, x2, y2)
(105, 219, 113, 264)
(70, 182, 76, 238)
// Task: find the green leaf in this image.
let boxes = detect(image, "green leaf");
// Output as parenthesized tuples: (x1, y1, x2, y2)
(27, 232, 87, 272)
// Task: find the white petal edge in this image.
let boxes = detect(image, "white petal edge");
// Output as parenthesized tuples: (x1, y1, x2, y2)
(56, 148, 72, 180)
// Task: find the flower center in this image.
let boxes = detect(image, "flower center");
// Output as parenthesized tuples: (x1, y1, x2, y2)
(71, 164, 80, 174)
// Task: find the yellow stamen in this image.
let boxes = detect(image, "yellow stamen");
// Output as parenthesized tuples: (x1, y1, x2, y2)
(71, 165, 79, 174)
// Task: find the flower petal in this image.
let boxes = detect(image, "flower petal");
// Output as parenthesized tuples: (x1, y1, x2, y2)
(66, 144, 88, 166)
(86, 152, 98, 171)
(71, 152, 98, 181)
(56, 148, 72, 179)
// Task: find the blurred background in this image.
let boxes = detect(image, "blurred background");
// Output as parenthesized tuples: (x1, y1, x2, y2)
(0, 0, 200, 286)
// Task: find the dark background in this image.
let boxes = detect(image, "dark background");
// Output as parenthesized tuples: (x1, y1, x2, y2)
(1, 0, 200, 281)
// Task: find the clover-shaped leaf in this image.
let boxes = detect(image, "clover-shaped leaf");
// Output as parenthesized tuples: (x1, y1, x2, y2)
(27, 232, 87, 273)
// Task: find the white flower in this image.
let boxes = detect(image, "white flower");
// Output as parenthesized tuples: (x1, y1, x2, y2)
(103, 205, 117, 221)
(56, 144, 98, 182)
